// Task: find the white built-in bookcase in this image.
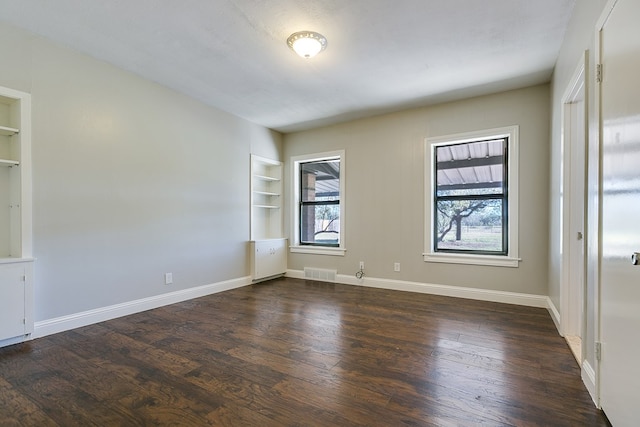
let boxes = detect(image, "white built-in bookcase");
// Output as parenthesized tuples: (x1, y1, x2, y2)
(0, 86, 34, 346)
(250, 154, 283, 240)
(250, 155, 286, 281)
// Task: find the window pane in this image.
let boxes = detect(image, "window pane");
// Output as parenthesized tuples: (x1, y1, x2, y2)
(301, 204, 340, 246)
(435, 199, 504, 252)
(436, 139, 505, 197)
(301, 160, 340, 202)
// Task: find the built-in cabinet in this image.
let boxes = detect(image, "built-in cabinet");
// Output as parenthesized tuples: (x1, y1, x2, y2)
(250, 155, 286, 281)
(0, 260, 34, 343)
(251, 238, 287, 281)
(0, 86, 34, 346)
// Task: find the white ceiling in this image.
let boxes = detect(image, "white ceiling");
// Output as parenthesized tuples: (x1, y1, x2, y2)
(0, 0, 575, 133)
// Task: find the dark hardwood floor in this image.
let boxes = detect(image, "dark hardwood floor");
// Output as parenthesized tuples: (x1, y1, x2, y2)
(0, 278, 608, 426)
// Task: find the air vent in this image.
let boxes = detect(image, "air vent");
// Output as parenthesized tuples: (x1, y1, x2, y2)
(303, 267, 337, 282)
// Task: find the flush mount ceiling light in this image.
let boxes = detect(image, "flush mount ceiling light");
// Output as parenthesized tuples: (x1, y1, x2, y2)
(287, 31, 327, 58)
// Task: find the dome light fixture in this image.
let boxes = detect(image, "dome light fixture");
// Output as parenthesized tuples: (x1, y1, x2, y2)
(287, 31, 327, 58)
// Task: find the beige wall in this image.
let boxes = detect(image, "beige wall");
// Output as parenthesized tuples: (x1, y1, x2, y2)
(0, 23, 282, 321)
(284, 84, 550, 295)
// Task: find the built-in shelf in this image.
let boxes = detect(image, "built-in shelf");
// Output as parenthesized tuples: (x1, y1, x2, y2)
(250, 155, 286, 282)
(250, 155, 284, 240)
(0, 159, 19, 167)
(253, 190, 280, 197)
(0, 86, 33, 348)
(254, 174, 280, 182)
(0, 125, 19, 136)
(254, 204, 280, 209)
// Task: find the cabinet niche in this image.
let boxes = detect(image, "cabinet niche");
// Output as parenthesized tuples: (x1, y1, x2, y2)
(250, 155, 286, 281)
(0, 87, 34, 346)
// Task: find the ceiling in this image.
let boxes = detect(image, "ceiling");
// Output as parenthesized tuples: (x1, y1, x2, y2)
(0, 0, 575, 133)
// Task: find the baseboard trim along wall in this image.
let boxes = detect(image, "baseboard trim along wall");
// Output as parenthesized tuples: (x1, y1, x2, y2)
(34, 276, 252, 339)
(286, 269, 550, 308)
(34, 271, 554, 339)
(582, 359, 599, 407)
(547, 298, 562, 334)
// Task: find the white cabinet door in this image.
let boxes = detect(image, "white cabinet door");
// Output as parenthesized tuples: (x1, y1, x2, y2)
(0, 263, 26, 340)
(270, 239, 287, 276)
(252, 238, 287, 281)
(599, 0, 640, 424)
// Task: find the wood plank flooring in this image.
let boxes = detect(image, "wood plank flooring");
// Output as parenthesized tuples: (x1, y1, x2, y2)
(0, 278, 609, 426)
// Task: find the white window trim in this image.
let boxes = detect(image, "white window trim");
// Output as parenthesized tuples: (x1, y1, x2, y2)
(290, 150, 346, 256)
(423, 126, 520, 268)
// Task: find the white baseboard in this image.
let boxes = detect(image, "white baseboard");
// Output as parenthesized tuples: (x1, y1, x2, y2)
(547, 297, 562, 335)
(286, 269, 548, 308)
(32, 271, 552, 341)
(34, 276, 252, 339)
(582, 359, 599, 407)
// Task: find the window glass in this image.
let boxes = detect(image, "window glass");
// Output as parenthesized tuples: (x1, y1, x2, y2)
(299, 159, 340, 247)
(434, 138, 507, 254)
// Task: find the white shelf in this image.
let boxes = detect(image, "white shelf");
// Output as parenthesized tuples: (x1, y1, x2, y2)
(254, 174, 280, 182)
(250, 154, 284, 241)
(0, 257, 35, 265)
(0, 125, 19, 136)
(253, 190, 280, 196)
(253, 204, 280, 209)
(0, 159, 19, 167)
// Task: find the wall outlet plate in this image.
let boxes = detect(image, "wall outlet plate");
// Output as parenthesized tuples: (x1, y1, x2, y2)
(165, 272, 173, 285)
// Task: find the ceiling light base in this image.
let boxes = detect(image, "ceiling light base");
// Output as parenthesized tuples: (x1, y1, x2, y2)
(287, 31, 327, 58)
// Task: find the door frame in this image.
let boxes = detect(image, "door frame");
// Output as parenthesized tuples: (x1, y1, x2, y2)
(591, 0, 623, 409)
(560, 53, 587, 344)
(594, 0, 625, 413)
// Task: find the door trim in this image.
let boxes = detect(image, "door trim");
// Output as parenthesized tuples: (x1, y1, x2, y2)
(560, 52, 587, 342)
(591, 0, 621, 409)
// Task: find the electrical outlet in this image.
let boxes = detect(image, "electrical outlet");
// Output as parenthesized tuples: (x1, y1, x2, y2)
(164, 272, 173, 285)
(359, 261, 365, 270)
(394, 263, 400, 272)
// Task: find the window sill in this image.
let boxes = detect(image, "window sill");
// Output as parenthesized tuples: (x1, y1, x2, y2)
(290, 246, 346, 256)
(423, 252, 520, 268)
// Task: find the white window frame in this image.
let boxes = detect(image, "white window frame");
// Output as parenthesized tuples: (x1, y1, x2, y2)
(290, 150, 346, 256)
(424, 126, 520, 267)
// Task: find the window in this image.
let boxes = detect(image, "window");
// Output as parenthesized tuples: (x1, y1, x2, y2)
(435, 138, 507, 254)
(291, 151, 345, 256)
(300, 159, 340, 246)
(425, 126, 519, 267)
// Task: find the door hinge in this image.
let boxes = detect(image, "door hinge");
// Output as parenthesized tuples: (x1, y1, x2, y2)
(595, 341, 602, 361)
(23, 318, 26, 324)
(596, 64, 603, 83)
(21, 274, 26, 282)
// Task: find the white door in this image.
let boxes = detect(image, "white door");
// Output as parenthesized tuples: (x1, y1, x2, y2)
(0, 263, 26, 341)
(599, 0, 640, 424)
(563, 69, 586, 340)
